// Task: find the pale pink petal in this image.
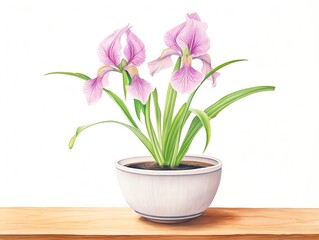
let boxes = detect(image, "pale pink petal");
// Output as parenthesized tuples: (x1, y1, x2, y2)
(127, 75, 153, 104)
(148, 48, 179, 76)
(187, 12, 201, 21)
(195, 54, 213, 79)
(211, 72, 220, 87)
(164, 22, 185, 52)
(98, 25, 129, 67)
(124, 28, 145, 66)
(101, 71, 110, 88)
(176, 18, 210, 57)
(194, 54, 220, 86)
(171, 63, 204, 94)
(83, 69, 112, 105)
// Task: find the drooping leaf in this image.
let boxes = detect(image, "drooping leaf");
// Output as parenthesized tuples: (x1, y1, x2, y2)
(68, 134, 77, 149)
(134, 99, 145, 121)
(68, 120, 155, 158)
(189, 108, 211, 153)
(44, 72, 91, 80)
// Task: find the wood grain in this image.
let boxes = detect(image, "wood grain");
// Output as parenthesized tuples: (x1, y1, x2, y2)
(0, 208, 319, 239)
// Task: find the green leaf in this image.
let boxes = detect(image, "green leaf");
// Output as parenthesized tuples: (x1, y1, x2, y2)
(122, 71, 132, 99)
(176, 85, 275, 165)
(163, 59, 248, 166)
(203, 59, 247, 81)
(152, 89, 162, 141)
(185, 59, 248, 113)
(44, 72, 91, 80)
(68, 134, 77, 149)
(162, 57, 181, 147)
(103, 89, 139, 129)
(134, 99, 145, 121)
(189, 108, 211, 153)
(145, 97, 164, 165)
(163, 103, 189, 165)
(68, 120, 155, 158)
(126, 70, 132, 84)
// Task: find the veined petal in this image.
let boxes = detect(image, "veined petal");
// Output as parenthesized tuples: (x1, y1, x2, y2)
(194, 54, 220, 86)
(164, 22, 185, 52)
(171, 62, 204, 94)
(187, 12, 201, 21)
(176, 18, 210, 58)
(83, 68, 112, 105)
(164, 13, 201, 51)
(98, 25, 129, 67)
(148, 48, 179, 76)
(127, 74, 153, 104)
(195, 54, 213, 79)
(124, 28, 146, 66)
(211, 72, 220, 87)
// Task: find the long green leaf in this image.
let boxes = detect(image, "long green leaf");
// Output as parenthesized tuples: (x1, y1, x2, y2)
(176, 86, 275, 165)
(189, 108, 211, 153)
(162, 57, 181, 147)
(166, 59, 248, 166)
(203, 59, 247, 81)
(145, 97, 164, 165)
(68, 120, 155, 158)
(186, 59, 248, 112)
(152, 89, 162, 142)
(134, 99, 145, 121)
(163, 103, 189, 165)
(103, 89, 139, 129)
(122, 71, 132, 99)
(44, 72, 91, 80)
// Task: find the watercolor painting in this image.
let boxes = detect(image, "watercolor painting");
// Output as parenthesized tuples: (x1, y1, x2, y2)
(45, 12, 274, 222)
(0, 0, 318, 237)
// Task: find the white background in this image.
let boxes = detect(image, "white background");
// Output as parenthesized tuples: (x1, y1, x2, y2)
(0, 0, 318, 207)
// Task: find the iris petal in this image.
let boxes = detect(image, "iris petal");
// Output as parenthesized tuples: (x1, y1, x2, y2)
(164, 22, 185, 52)
(195, 54, 213, 79)
(194, 54, 220, 86)
(187, 12, 201, 21)
(176, 18, 210, 58)
(148, 48, 179, 76)
(171, 62, 203, 94)
(127, 75, 153, 104)
(211, 72, 220, 87)
(124, 28, 146, 66)
(83, 68, 112, 105)
(98, 26, 129, 67)
(164, 13, 202, 52)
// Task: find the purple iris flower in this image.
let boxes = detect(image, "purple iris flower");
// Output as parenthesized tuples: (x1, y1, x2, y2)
(84, 26, 152, 104)
(148, 13, 219, 94)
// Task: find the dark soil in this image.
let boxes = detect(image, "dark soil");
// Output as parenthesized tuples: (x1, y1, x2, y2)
(126, 161, 214, 170)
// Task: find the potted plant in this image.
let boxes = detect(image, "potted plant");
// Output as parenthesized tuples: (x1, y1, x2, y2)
(46, 13, 275, 223)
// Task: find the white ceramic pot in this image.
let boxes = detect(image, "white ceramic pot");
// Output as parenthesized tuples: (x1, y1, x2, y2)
(115, 155, 222, 223)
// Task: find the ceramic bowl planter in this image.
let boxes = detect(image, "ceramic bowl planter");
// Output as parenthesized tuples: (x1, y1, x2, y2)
(115, 155, 222, 223)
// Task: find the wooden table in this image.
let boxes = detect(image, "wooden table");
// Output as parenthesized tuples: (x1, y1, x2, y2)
(0, 208, 319, 239)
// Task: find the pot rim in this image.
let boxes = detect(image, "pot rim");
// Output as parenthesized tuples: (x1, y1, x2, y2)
(115, 155, 222, 176)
